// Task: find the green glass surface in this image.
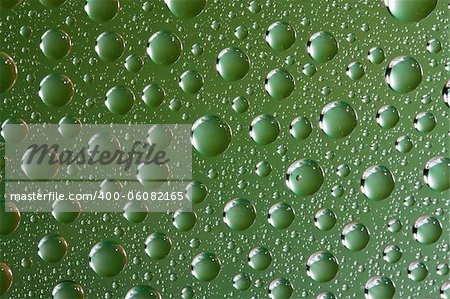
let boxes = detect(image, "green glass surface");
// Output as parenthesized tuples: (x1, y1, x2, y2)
(0, 0, 448, 298)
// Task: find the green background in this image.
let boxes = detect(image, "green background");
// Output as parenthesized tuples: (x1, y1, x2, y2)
(0, 0, 448, 298)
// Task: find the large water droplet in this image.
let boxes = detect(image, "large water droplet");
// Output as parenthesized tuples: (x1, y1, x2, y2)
(268, 202, 295, 229)
(84, 0, 119, 22)
(38, 234, 68, 263)
(341, 222, 370, 251)
(307, 31, 338, 63)
(248, 246, 272, 271)
(95, 31, 124, 62)
(361, 165, 395, 201)
(0, 202, 20, 235)
(264, 68, 295, 100)
(216, 47, 249, 81)
(413, 215, 442, 244)
(223, 198, 256, 231)
(319, 101, 357, 138)
(306, 251, 339, 283)
(191, 252, 221, 282)
(105, 86, 135, 115)
(89, 240, 127, 277)
(385, 56, 422, 94)
(38, 73, 74, 108)
(52, 281, 84, 299)
(191, 115, 232, 157)
(0, 263, 13, 296)
(164, 0, 206, 19)
(364, 276, 395, 299)
(385, 0, 437, 23)
(286, 159, 324, 196)
(0, 52, 17, 93)
(142, 84, 165, 108)
(147, 31, 182, 65)
(249, 114, 280, 145)
(423, 156, 449, 191)
(40, 29, 71, 60)
(144, 232, 172, 260)
(265, 21, 296, 51)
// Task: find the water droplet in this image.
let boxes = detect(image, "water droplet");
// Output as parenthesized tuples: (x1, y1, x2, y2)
(286, 159, 324, 196)
(123, 201, 148, 223)
(413, 111, 436, 133)
(89, 240, 127, 277)
(307, 31, 338, 63)
(442, 80, 449, 107)
(185, 181, 208, 204)
(191, 115, 232, 157)
(264, 68, 295, 100)
(105, 86, 135, 115)
(137, 162, 169, 190)
(0, 263, 13, 296)
(38, 73, 74, 108)
(84, 0, 119, 22)
(361, 165, 395, 201)
(255, 160, 272, 177)
(95, 31, 124, 62)
(233, 273, 251, 291)
(216, 47, 249, 81)
(164, 0, 206, 19)
(265, 21, 296, 51)
(423, 156, 449, 191)
(124, 55, 143, 73)
(367, 47, 385, 64)
(52, 281, 84, 299)
(147, 31, 182, 66)
(383, 244, 402, 263)
(142, 84, 165, 108)
(38, 234, 68, 263)
(385, 0, 437, 23)
(58, 115, 82, 139)
(268, 202, 295, 229)
(385, 56, 422, 94)
(51, 200, 81, 224)
(179, 70, 203, 94)
(289, 116, 312, 140)
(268, 277, 293, 299)
(346, 62, 365, 80)
(0, 52, 17, 94)
(319, 101, 357, 138)
(0, 202, 20, 235)
(125, 285, 161, 299)
(223, 198, 256, 231)
(341, 222, 370, 251)
(40, 29, 71, 60)
(248, 246, 272, 271)
(413, 215, 442, 244)
(364, 276, 395, 299)
(249, 114, 280, 145)
(427, 38, 442, 54)
(1, 118, 28, 143)
(173, 208, 196, 231)
(316, 291, 336, 299)
(306, 251, 339, 283)
(395, 135, 413, 153)
(314, 208, 336, 231)
(21, 146, 60, 180)
(376, 105, 399, 129)
(407, 261, 428, 281)
(144, 232, 172, 260)
(191, 252, 221, 282)
(232, 96, 249, 114)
